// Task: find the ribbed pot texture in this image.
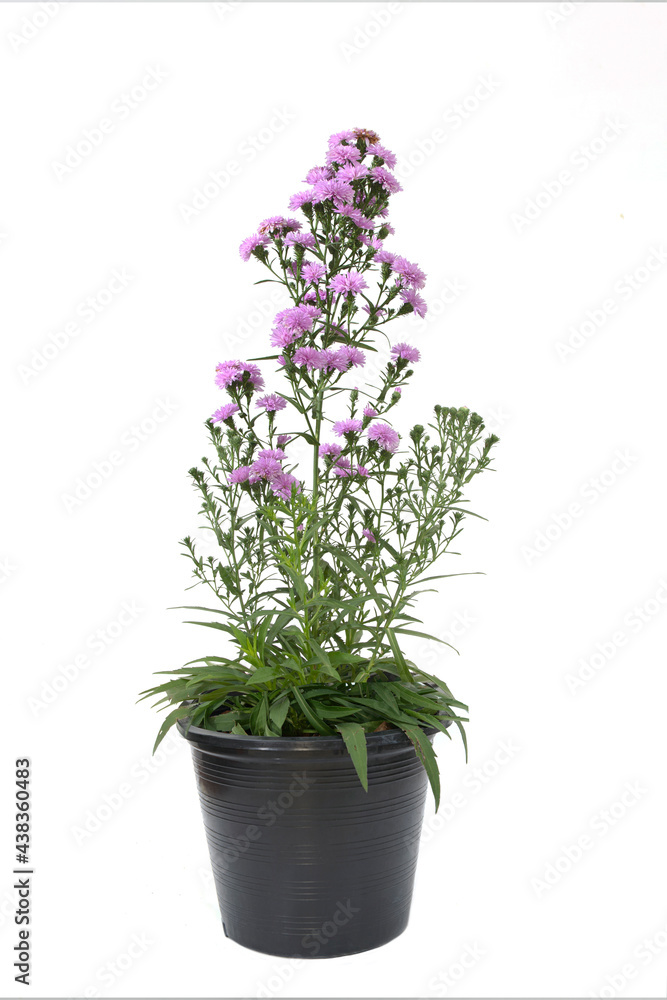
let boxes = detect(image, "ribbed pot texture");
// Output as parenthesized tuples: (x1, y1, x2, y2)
(179, 719, 432, 958)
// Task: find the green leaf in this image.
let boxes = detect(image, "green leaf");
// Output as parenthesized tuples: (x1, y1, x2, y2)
(336, 722, 368, 792)
(385, 628, 412, 681)
(231, 723, 247, 735)
(400, 724, 440, 810)
(269, 695, 290, 731)
(210, 711, 240, 731)
(152, 704, 192, 752)
(291, 685, 333, 735)
(247, 666, 280, 685)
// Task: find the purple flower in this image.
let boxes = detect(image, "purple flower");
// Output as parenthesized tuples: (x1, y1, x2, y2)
(335, 345, 366, 370)
(336, 204, 374, 230)
(392, 256, 426, 289)
(357, 466, 369, 478)
(360, 235, 384, 251)
(288, 189, 317, 211)
(399, 287, 428, 318)
(248, 456, 283, 483)
(271, 304, 321, 345)
(319, 442, 342, 459)
(327, 143, 362, 166)
(211, 402, 240, 424)
(239, 233, 270, 262)
(328, 130, 356, 146)
(257, 448, 286, 461)
(292, 346, 323, 371)
(270, 472, 301, 501)
(367, 143, 397, 169)
(228, 465, 251, 485)
(319, 348, 347, 373)
(368, 422, 400, 453)
(391, 343, 421, 364)
(215, 360, 265, 391)
(374, 250, 395, 266)
(337, 163, 369, 182)
(305, 166, 329, 184)
(270, 327, 297, 348)
(277, 434, 292, 448)
(258, 216, 302, 236)
(362, 528, 376, 544)
(329, 271, 368, 296)
(370, 166, 402, 194)
(333, 418, 363, 436)
(301, 261, 326, 284)
(256, 393, 287, 412)
(277, 304, 321, 332)
(313, 177, 354, 206)
(363, 405, 377, 418)
(284, 231, 317, 250)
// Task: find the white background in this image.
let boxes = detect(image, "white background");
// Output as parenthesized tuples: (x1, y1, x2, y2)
(2, 2, 667, 997)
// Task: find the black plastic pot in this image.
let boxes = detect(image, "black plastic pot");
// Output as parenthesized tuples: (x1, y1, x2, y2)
(179, 718, 434, 958)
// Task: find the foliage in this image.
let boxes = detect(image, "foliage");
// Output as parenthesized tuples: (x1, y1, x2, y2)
(141, 128, 498, 807)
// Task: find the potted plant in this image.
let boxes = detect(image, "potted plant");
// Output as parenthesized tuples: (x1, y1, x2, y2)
(142, 127, 498, 959)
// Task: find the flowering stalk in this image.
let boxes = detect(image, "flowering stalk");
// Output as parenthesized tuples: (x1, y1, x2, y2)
(142, 128, 498, 807)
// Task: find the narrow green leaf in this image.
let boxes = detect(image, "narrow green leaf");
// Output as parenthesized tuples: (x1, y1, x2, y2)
(336, 722, 368, 792)
(400, 724, 440, 810)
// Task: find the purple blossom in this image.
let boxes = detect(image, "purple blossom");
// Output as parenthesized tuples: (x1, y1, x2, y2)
(367, 143, 397, 169)
(326, 143, 361, 166)
(284, 231, 317, 250)
(319, 442, 342, 459)
(258, 216, 302, 236)
(305, 166, 329, 184)
(362, 528, 377, 543)
(399, 287, 428, 318)
(335, 345, 366, 370)
(329, 271, 368, 296)
(391, 342, 421, 364)
(258, 448, 286, 461)
(333, 418, 363, 436)
(228, 465, 251, 485)
(368, 422, 400, 453)
(256, 393, 287, 412)
(239, 233, 270, 262)
(392, 256, 426, 289)
(277, 434, 292, 448)
(313, 177, 354, 206)
(357, 466, 369, 478)
(370, 166, 402, 194)
(215, 360, 265, 391)
(270, 327, 297, 348)
(288, 189, 317, 211)
(270, 472, 301, 501)
(211, 402, 240, 424)
(301, 261, 326, 284)
(277, 304, 321, 332)
(336, 204, 374, 230)
(292, 346, 323, 371)
(328, 130, 356, 146)
(374, 250, 395, 265)
(337, 163, 369, 182)
(360, 235, 383, 250)
(248, 456, 283, 483)
(363, 405, 378, 418)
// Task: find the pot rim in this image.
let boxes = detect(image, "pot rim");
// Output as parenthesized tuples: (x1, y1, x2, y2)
(177, 704, 447, 751)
